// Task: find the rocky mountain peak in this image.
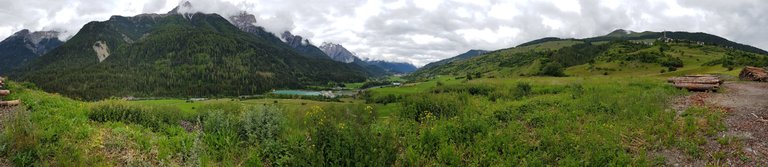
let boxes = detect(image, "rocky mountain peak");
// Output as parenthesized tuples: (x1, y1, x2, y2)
(605, 29, 637, 37)
(320, 42, 358, 63)
(28, 31, 60, 44)
(10, 29, 31, 37)
(4, 29, 61, 46)
(281, 31, 309, 46)
(168, 1, 194, 14)
(230, 12, 258, 30)
(0, 29, 64, 74)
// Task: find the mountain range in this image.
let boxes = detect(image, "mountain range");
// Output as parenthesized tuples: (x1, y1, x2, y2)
(319, 42, 418, 74)
(0, 2, 422, 100)
(229, 12, 414, 75)
(11, 7, 372, 100)
(0, 29, 63, 75)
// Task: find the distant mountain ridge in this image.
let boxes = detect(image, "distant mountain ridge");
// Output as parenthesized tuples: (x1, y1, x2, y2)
(0, 29, 63, 75)
(12, 6, 369, 100)
(318, 42, 418, 74)
(518, 29, 768, 55)
(421, 49, 489, 70)
(366, 60, 417, 74)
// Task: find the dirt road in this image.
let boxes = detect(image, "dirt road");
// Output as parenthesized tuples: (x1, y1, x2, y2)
(706, 82, 768, 165)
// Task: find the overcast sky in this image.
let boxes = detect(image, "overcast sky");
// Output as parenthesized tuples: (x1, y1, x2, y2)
(1, 0, 766, 66)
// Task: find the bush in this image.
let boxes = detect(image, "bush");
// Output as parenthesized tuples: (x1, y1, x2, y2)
(660, 57, 684, 68)
(513, 82, 532, 99)
(540, 62, 566, 77)
(668, 67, 678, 72)
(241, 105, 285, 142)
(367, 94, 399, 104)
(201, 110, 240, 160)
(400, 93, 463, 122)
(431, 84, 494, 96)
(302, 106, 398, 166)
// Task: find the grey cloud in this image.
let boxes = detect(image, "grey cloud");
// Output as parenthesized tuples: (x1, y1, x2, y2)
(0, 0, 767, 67)
(143, 0, 168, 13)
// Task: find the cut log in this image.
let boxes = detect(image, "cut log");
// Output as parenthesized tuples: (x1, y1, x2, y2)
(0, 100, 20, 107)
(0, 90, 8, 96)
(666, 77, 722, 84)
(739, 66, 768, 82)
(667, 75, 722, 91)
(673, 83, 720, 91)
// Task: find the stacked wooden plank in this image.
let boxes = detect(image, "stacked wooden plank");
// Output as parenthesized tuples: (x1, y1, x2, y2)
(739, 66, 768, 82)
(667, 75, 723, 91)
(0, 77, 20, 107)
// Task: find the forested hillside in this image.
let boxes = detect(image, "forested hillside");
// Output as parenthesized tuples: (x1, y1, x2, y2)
(12, 13, 368, 100)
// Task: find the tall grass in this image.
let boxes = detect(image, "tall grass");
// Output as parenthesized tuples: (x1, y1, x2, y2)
(89, 100, 184, 130)
(0, 77, 730, 166)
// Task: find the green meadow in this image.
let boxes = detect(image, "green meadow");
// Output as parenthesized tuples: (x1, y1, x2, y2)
(0, 74, 730, 166)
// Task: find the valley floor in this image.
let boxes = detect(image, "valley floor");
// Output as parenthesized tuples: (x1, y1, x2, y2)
(0, 76, 765, 166)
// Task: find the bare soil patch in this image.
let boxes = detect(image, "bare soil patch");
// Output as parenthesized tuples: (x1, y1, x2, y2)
(667, 82, 768, 166)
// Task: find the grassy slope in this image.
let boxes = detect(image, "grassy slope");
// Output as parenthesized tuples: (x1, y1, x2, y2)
(566, 43, 740, 77)
(411, 40, 583, 77)
(415, 39, 761, 81)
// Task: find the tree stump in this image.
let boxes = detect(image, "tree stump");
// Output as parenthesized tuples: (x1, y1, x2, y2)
(739, 66, 768, 82)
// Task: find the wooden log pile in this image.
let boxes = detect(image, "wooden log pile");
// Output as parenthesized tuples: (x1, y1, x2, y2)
(0, 78, 20, 107)
(667, 75, 723, 91)
(739, 66, 768, 82)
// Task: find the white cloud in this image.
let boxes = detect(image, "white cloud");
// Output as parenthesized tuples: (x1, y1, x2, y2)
(0, 0, 767, 67)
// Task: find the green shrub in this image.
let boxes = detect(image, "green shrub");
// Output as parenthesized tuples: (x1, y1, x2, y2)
(431, 84, 494, 96)
(297, 105, 397, 166)
(660, 57, 684, 68)
(241, 105, 285, 142)
(513, 82, 532, 99)
(369, 94, 399, 104)
(201, 110, 240, 161)
(400, 93, 463, 122)
(540, 62, 565, 77)
(668, 67, 678, 72)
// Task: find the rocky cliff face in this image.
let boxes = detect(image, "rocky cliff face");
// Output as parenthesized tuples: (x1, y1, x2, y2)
(319, 42, 359, 63)
(280, 31, 330, 59)
(228, 12, 329, 60)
